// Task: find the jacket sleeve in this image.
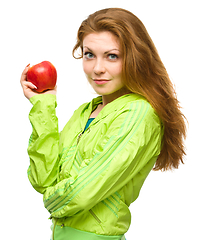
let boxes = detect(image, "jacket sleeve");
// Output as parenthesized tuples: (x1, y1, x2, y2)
(43, 100, 163, 218)
(27, 94, 59, 194)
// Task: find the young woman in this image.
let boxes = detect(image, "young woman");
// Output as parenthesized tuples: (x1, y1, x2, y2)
(20, 8, 186, 240)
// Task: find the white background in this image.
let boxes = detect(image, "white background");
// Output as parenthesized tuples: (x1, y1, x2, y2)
(1, 0, 196, 239)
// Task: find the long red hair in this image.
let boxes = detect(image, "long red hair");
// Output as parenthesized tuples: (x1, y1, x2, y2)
(72, 8, 187, 171)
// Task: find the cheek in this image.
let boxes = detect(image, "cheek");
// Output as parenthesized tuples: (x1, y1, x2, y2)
(110, 63, 122, 77)
(83, 61, 91, 76)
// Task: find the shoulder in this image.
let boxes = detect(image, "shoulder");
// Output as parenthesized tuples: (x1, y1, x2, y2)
(110, 94, 163, 136)
(115, 94, 159, 120)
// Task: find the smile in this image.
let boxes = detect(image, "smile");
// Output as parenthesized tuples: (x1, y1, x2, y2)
(93, 79, 110, 85)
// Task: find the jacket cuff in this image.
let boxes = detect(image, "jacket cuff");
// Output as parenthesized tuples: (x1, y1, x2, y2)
(29, 94, 57, 107)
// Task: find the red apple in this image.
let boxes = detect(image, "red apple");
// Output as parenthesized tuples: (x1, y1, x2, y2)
(27, 61, 57, 93)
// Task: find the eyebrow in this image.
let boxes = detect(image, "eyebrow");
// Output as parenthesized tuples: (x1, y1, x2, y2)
(83, 46, 120, 54)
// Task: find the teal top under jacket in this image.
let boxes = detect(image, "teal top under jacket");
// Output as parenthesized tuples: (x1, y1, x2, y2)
(83, 118, 95, 132)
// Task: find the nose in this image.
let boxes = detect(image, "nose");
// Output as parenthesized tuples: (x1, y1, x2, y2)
(93, 58, 106, 75)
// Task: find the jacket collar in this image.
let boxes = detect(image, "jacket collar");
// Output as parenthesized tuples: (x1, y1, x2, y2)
(79, 93, 144, 129)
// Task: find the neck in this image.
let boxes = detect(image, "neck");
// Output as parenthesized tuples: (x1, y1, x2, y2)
(102, 88, 131, 106)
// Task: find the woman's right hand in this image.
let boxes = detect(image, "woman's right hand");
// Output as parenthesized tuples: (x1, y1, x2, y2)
(20, 64, 38, 100)
(20, 64, 57, 100)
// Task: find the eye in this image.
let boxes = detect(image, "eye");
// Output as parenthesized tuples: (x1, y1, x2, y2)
(84, 52, 95, 59)
(108, 54, 118, 60)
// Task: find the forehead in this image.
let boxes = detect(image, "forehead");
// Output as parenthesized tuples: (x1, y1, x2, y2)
(83, 31, 120, 50)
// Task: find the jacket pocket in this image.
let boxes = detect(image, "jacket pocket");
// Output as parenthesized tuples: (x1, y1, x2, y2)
(89, 209, 102, 224)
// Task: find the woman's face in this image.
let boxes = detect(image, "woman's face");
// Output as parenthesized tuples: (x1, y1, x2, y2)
(82, 31, 125, 104)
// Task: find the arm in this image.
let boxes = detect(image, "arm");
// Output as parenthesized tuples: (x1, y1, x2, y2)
(20, 65, 59, 193)
(27, 94, 59, 193)
(43, 101, 163, 218)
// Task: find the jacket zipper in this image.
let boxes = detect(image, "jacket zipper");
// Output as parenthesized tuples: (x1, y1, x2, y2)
(77, 131, 83, 145)
(77, 127, 91, 145)
(89, 209, 101, 224)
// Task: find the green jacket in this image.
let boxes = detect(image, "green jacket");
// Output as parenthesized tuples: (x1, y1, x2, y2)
(27, 94, 163, 239)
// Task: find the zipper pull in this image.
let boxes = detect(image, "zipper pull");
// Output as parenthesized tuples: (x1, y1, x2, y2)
(77, 132, 83, 144)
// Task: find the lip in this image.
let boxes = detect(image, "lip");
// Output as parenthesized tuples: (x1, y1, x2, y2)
(93, 79, 110, 85)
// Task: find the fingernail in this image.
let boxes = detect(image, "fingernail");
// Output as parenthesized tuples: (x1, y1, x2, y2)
(26, 63, 30, 67)
(33, 84, 37, 89)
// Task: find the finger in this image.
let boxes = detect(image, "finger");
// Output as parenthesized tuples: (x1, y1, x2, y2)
(20, 64, 30, 83)
(22, 64, 30, 75)
(21, 80, 37, 93)
(23, 81, 37, 90)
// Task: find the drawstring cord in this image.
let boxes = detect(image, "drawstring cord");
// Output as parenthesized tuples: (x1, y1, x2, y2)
(50, 217, 65, 240)
(52, 218, 58, 240)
